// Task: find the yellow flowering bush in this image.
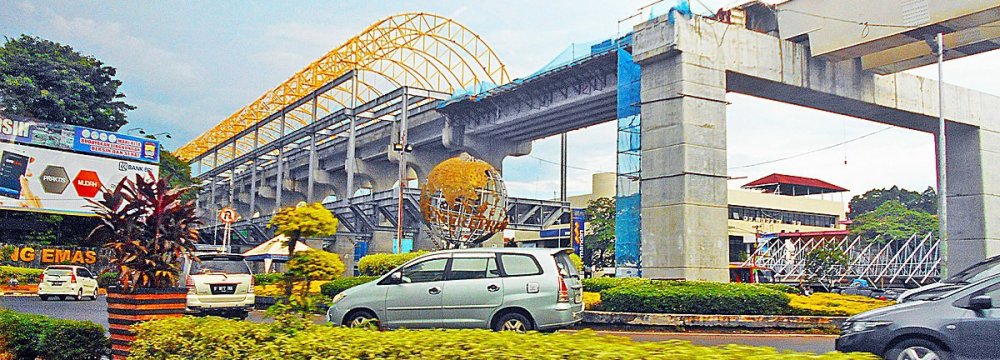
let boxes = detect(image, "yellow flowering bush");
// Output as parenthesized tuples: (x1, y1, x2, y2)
(130, 316, 879, 359)
(788, 293, 893, 316)
(255, 281, 329, 297)
(583, 291, 602, 310)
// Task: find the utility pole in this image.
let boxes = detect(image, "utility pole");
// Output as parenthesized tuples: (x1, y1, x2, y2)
(933, 32, 949, 277)
(396, 88, 411, 253)
(560, 133, 568, 202)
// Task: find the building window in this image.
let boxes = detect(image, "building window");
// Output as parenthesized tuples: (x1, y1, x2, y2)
(728, 205, 837, 228)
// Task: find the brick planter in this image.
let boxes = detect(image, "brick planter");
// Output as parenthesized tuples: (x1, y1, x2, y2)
(107, 287, 187, 360)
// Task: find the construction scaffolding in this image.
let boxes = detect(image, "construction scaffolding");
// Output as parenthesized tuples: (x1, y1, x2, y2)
(744, 232, 941, 288)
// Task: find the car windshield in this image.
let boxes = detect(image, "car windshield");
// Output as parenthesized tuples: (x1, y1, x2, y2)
(190, 258, 250, 275)
(945, 256, 1000, 284)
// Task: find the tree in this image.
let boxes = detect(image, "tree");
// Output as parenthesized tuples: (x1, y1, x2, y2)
(0, 35, 135, 131)
(803, 241, 849, 289)
(850, 200, 938, 242)
(583, 197, 615, 269)
(159, 149, 197, 201)
(848, 186, 937, 218)
(286, 249, 344, 313)
(268, 203, 338, 297)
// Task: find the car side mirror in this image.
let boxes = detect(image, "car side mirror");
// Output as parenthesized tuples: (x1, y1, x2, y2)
(390, 272, 403, 284)
(968, 295, 993, 310)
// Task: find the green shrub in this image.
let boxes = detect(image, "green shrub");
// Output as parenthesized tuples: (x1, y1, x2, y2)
(130, 316, 877, 359)
(98, 271, 119, 288)
(581, 277, 655, 292)
(0, 310, 107, 360)
(0, 265, 43, 285)
(357, 251, 427, 276)
(600, 281, 791, 315)
(253, 272, 285, 286)
(760, 283, 802, 295)
(320, 276, 378, 298)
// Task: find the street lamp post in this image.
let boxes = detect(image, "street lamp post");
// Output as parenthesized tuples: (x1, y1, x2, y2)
(932, 32, 949, 277)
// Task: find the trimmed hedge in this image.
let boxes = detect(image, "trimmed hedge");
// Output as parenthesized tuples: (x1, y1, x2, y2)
(0, 310, 107, 360)
(600, 281, 791, 315)
(357, 251, 427, 276)
(320, 276, 378, 298)
(129, 316, 877, 359)
(789, 293, 893, 317)
(0, 266, 43, 285)
(253, 272, 284, 286)
(582, 277, 656, 293)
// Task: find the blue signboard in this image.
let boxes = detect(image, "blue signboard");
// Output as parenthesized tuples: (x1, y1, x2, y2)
(0, 115, 159, 164)
(73, 127, 159, 163)
(571, 208, 586, 255)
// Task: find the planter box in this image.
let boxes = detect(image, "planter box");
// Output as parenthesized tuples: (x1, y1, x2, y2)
(107, 287, 188, 360)
(583, 311, 846, 330)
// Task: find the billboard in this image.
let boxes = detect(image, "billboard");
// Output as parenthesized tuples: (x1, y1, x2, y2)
(0, 114, 159, 163)
(0, 140, 159, 216)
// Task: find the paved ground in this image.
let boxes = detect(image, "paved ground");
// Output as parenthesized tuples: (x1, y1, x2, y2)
(1, 296, 836, 354)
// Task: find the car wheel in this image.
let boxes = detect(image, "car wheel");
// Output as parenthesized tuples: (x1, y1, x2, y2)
(344, 310, 378, 328)
(234, 311, 249, 320)
(39, 295, 48, 301)
(91, 288, 99, 301)
(76, 289, 84, 301)
(493, 312, 533, 333)
(886, 338, 950, 360)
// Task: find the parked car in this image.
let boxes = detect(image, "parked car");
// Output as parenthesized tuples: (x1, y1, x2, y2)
(835, 274, 1000, 360)
(898, 255, 1000, 303)
(327, 248, 584, 332)
(181, 252, 254, 319)
(834, 279, 889, 300)
(37, 265, 99, 301)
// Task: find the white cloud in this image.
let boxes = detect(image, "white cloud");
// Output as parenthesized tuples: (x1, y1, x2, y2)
(46, 14, 200, 88)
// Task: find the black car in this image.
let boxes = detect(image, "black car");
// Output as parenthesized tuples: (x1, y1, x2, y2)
(836, 275, 1000, 360)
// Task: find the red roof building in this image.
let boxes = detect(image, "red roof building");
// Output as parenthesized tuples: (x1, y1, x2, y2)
(742, 173, 848, 196)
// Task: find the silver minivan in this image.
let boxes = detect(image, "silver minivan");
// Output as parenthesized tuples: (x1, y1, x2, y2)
(327, 248, 584, 332)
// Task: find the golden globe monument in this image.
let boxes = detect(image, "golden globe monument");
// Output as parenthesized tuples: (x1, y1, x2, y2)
(419, 154, 508, 248)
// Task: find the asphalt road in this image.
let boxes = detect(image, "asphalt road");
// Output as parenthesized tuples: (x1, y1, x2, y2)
(1, 296, 836, 354)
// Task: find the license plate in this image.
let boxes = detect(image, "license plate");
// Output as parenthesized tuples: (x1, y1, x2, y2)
(51, 282, 64, 286)
(210, 284, 237, 295)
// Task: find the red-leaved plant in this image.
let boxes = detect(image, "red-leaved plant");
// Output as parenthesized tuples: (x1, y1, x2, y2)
(88, 171, 200, 292)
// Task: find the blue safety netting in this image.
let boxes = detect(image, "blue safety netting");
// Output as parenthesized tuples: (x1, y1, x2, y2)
(614, 46, 642, 276)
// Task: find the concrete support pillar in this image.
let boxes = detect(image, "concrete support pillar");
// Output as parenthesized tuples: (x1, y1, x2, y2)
(944, 123, 1000, 271)
(634, 21, 729, 281)
(442, 119, 531, 172)
(354, 159, 398, 192)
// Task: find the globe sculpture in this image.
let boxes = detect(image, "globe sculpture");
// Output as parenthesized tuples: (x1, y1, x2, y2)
(419, 154, 508, 248)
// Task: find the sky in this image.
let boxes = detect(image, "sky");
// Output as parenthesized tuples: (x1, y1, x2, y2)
(2, 0, 998, 208)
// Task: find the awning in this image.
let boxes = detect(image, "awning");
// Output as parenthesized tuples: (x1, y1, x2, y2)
(241, 235, 313, 262)
(742, 173, 848, 196)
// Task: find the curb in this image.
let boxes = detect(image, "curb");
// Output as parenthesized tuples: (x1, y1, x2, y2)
(583, 311, 846, 330)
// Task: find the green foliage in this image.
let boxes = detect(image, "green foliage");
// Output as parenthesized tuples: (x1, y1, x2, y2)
(357, 251, 428, 276)
(583, 197, 615, 268)
(320, 276, 378, 298)
(569, 253, 583, 272)
(600, 281, 791, 315)
(88, 173, 200, 291)
(759, 283, 802, 295)
(286, 250, 344, 284)
(581, 277, 655, 293)
(848, 186, 936, 218)
(253, 273, 285, 286)
(850, 200, 938, 242)
(0, 265, 43, 285)
(0, 310, 107, 360)
(97, 271, 119, 288)
(129, 316, 876, 359)
(0, 35, 134, 131)
(804, 242, 849, 286)
(159, 150, 198, 201)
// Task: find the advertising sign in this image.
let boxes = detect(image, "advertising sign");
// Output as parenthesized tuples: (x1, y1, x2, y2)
(571, 208, 586, 255)
(0, 114, 159, 164)
(0, 140, 159, 216)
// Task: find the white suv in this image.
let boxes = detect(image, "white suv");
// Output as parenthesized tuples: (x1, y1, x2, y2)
(37, 265, 99, 301)
(181, 252, 254, 319)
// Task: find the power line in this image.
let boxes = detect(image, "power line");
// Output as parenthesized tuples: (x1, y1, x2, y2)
(527, 155, 611, 174)
(773, 7, 1000, 29)
(728, 126, 894, 170)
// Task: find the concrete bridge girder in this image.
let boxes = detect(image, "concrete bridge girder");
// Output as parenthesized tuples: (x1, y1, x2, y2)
(442, 118, 531, 172)
(632, 15, 1000, 280)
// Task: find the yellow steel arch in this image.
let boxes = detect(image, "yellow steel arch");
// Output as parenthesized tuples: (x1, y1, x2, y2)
(177, 12, 509, 161)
